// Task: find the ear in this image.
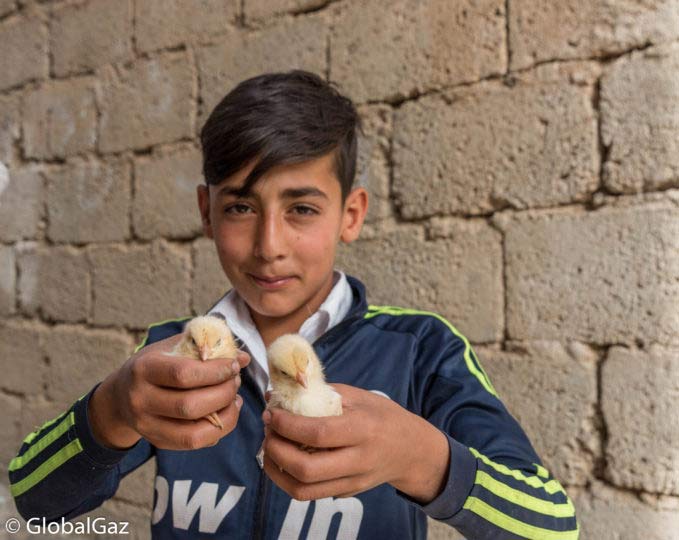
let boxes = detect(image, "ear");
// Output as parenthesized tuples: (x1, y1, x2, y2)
(197, 184, 214, 239)
(339, 187, 369, 244)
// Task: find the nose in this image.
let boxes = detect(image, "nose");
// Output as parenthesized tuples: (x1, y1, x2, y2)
(253, 210, 287, 262)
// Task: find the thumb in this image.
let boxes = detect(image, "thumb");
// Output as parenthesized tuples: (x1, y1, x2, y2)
(143, 332, 184, 355)
(236, 350, 251, 369)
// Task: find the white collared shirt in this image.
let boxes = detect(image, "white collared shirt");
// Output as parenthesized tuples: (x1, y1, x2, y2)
(208, 270, 353, 396)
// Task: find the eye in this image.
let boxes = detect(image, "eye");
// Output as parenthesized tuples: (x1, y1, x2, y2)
(190, 336, 196, 346)
(215, 338, 222, 347)
(292, 205, 318, 216)
(225, 203, 253, 215)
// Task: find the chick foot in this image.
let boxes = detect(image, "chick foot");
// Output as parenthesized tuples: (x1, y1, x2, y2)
(205, 412, 223, 429)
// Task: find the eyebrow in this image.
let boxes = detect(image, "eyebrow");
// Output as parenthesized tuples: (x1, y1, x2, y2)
(217, 185, 328, 200)
(281, 187, 328, 200)
(217, 185, 249, 198)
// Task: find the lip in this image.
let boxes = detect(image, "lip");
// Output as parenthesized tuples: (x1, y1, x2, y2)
(249, 273, 295, 290)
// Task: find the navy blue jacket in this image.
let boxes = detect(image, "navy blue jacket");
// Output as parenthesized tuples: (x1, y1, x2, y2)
(9, 275, 578, 539)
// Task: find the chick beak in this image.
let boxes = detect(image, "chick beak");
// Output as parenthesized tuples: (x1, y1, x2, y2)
(199, 345, 210, 361)
(295, 371, 308, 389)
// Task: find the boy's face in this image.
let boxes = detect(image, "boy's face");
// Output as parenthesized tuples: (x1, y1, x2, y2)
(197, 152, 368, 333)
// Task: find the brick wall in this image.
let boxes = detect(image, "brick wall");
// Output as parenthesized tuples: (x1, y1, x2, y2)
(1, 1, 678, 538)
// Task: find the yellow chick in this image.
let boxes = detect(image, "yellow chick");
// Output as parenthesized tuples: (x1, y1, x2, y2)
(168, 315, 239, 429)
(266, 334, 342, 417)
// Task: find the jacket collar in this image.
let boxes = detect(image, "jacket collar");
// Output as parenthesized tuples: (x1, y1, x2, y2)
(342, 273, 369, 320)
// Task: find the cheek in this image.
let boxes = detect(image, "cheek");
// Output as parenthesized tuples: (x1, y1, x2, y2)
(295, 223, 336, 261)
(213, 222, 250, 262)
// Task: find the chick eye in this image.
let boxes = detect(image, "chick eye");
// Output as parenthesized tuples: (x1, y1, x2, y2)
(190, 336, 196, 346)
(215, 338, 222, 347)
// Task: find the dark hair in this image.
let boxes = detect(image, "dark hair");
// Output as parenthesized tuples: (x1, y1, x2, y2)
(200, 70, 362, 203)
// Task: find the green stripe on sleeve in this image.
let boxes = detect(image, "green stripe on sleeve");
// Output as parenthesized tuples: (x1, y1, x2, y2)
(474, 470, 575, 518)
(535, 463, 550, 479)
(365, 305, 497, 397)
(134, 316, 192, 353)
(463, 496, 579, 540)
(10, 438, 83, 498)
(22, 388, 93, 446)
(10, 413, 76, 472)
(470, 447, 566, 496)
(22, 410, 69, 445)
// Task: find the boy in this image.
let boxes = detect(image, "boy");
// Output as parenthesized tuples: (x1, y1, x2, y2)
(8, 70, 579, 539)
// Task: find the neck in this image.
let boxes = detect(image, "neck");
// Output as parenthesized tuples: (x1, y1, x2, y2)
(250, 274, 335, 348)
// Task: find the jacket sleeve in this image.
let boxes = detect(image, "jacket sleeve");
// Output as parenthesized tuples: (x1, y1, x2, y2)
(8, 384, 154, 522)
(401, 316, 579, 540)
(7, 319, 192, 521)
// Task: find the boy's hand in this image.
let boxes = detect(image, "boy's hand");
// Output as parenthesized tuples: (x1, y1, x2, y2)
(89, 333, 250, 451)
(261, 384, 450, 503)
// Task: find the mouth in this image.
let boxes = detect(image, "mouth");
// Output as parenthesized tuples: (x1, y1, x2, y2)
(249, 273, 295, 289)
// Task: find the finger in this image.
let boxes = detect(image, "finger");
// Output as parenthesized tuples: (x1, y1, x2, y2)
(146, 332, 185, 353)
(141, 377, 240, 420)
(140, 399, 241, 450)
(209, 348, 249, 364)
(236, 350, 251, 368)
(267, 407, 363, 448)
(144, 354, 239, 389)
(263, 454, 370, 502)
(264, 428, 365, 483)
(211, 394, 242, 433)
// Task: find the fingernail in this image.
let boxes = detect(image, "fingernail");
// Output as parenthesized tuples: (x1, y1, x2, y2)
(231, 360, 239, 372)
(235, 374, 241, 387)
(262, 410, 271, 425)
(235, 394, 243, 409)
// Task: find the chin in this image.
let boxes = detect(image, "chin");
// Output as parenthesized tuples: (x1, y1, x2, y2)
(246, 294, 301, 319)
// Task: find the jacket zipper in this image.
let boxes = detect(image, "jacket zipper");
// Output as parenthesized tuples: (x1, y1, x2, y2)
(244, 366, 268, 540)
(251, 310, 366, 540)
(252, 472, 271, 540)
